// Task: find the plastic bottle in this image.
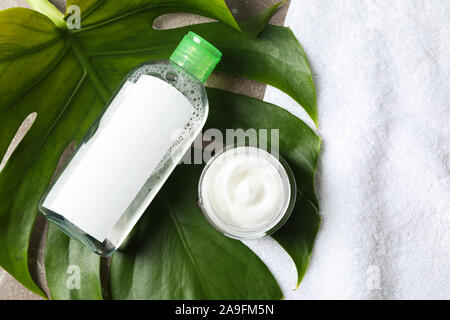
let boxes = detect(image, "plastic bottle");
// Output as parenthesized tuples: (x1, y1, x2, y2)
(39, 32, 222, 256)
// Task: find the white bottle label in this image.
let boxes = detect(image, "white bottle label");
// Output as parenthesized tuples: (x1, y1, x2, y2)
(43, 75, 193, 242)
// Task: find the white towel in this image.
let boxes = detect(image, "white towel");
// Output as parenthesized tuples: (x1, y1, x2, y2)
(258, 0, 450, 299)
(1, 0, 448, 300)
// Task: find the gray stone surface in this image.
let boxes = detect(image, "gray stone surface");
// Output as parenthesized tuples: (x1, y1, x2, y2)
(0, 0, 289, 300)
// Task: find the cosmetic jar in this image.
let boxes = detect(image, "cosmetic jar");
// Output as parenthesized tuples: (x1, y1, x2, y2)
(198, 146, 296, 239)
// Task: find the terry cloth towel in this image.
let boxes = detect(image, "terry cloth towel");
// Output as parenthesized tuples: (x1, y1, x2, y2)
(254, 0, 450, 299)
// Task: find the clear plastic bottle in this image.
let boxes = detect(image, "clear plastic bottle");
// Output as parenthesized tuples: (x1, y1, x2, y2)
(39, 32, 222, 256)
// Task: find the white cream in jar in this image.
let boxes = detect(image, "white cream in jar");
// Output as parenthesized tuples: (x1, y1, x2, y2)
(198, 146, 296, 239)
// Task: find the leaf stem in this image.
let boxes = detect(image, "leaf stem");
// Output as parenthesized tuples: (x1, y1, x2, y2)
(26, 0, 66, 29)
(66, 34, 111, 102)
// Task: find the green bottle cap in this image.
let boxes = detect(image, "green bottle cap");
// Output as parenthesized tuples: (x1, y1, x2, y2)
(170, 32, 222, 83)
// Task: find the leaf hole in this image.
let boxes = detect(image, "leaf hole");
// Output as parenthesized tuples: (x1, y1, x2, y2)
(50, 140, 77, 182)
(0, 112, 37, 173)
(152, 13, 216, 30)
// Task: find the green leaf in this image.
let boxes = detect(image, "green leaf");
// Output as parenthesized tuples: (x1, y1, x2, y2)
(236, 0, 286, 37)
(110, 165, 283, 300)
(205, 88, 321, 285)
(110, 89, 320, 298)
(0, 0, 319, 299)
(66, 0, 284, 37)
(45, 224, 103, 300)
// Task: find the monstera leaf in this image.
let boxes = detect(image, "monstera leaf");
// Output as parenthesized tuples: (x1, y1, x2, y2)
(0, 0, 320, 299)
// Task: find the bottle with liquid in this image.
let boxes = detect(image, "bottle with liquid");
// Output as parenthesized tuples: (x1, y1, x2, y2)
(39, 32, 222, 256)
